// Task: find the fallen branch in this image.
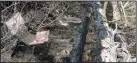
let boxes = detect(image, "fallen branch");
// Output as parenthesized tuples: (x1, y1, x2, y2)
(69, 6, 90, 62)
(120, 2, 129, 26)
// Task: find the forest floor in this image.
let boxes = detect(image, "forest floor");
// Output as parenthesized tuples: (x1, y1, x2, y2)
(1, 1, 136, 62)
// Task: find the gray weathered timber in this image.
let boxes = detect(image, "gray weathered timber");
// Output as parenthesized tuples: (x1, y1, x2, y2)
(69, 7, 90, 62)
(92, 1, 104, 62)
(92, 1, 135, 62)
(92, 1, 119, 62)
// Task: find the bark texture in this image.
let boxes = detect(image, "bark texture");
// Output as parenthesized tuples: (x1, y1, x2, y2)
(92, 1, 135, 62)
(69, 6, 90, 62)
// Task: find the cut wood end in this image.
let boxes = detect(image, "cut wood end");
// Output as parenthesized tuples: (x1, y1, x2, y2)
(5, 12, 25, 35)
(64, 16, 82, 23)
(29, 27, 50, 45)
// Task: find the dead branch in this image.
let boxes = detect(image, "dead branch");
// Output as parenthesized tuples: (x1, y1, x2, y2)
(69, 6, 90, 62)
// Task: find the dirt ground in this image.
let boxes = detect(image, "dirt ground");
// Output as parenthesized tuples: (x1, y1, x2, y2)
(1, 1, 136, 62)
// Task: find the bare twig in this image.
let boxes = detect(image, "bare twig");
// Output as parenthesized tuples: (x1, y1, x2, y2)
(43, 3, 77, 27)
(37, 2, 61, 31)
(120, 2, 129, 26)
(1, 2, 19, 12)
(20, 2, 28, 13)
(1, 31, 10, 40)
(123, 1, 130, 8)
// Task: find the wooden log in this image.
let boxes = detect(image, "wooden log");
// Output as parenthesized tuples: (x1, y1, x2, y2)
(69, 6, 90, 62)
(92, 1, 134, 62)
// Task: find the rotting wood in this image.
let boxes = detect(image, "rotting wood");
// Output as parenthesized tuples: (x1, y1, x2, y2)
(91, 1, 135, 62)
(69, 6, 90, 62)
